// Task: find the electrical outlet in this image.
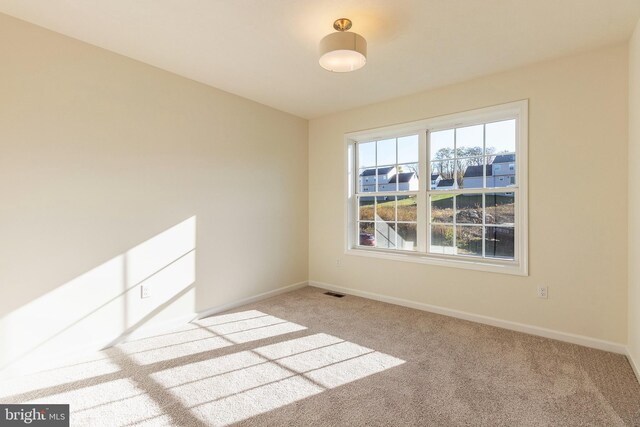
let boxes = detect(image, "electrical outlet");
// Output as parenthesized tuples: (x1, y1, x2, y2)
(336, 258, 342, 267)
(537, 285, 548, 299)
(141, 284, 151, 299)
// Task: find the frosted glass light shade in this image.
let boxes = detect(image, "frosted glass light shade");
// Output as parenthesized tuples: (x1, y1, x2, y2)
(319, 31, 367, 72)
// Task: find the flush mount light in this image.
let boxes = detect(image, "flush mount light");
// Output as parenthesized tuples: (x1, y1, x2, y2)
(319, 18, 367, 72)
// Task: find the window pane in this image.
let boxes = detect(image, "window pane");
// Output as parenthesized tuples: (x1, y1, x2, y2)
(397, 223, 417, 251)
(431, 194, 453, 223)
(359, 197, 375, 221)
(376, 196, 396, 222)
(396, 163, 419, 191)
(456, 226, 483, 256)
(398, 135, 418, 164)
(358, 141, 376, 169)
(485, 226, 515, 259)
(458, 156, 484, 189)
(430, 160, 454, 190)
(397, 195, 417, 222)
(376, 221, 396, 249)
(486, 119, 515, 155)
(487, 153, 516, 188)
(377, 166, 396, 191)
(485, 193, 515, 225)
(359, 168, 376, 192)
(456, 124, 483, 158)
(430, 224, 454, 254)
(456, 194, 483, 224)
(358, 222, 375, 247)
(377, 138, 396, 166)
(430, 129, 454, 161)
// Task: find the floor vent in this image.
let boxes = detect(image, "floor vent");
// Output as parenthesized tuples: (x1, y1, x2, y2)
(324, 291, 345, 298)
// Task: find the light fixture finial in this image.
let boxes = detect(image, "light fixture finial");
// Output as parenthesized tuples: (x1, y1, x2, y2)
(333, 18, 352, 32)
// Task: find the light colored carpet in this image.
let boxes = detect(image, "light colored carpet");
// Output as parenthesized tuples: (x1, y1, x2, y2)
(1, 286, 639, 426)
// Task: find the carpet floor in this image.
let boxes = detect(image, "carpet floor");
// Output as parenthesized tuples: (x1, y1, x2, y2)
(1, 286, 639, 426)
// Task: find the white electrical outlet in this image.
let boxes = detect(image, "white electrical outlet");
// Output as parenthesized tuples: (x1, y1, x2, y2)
(141, 284, 151, 299)
(336, 258, 342, 267)
(537, 285, 548, 299)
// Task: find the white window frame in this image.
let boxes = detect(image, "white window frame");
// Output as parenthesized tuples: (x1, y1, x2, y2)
(344, 100, 528, 276)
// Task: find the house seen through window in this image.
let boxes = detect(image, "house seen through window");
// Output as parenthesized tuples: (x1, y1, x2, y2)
(357, 135, 419, 250)
(429, 120, 516, 259)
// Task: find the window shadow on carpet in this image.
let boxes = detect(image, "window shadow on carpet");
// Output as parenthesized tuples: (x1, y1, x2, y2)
(0, 310, 405, 426)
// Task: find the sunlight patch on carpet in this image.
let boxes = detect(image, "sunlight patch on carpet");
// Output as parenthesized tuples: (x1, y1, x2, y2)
(112, 313, 307, 365)
(0, 310, 404, 427)
(0, 357, 120, 398)
(27, 378, 167, 426)
(153, 331, 405, 426)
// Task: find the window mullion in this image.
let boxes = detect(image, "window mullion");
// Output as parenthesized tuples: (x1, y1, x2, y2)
(453, 129, 457, 255)
(453, 128, 458, 189)
(351, 143, 357, 249)
(395, 137, 399, 192)
(482, 193, 486, 258)
(417, 130, 428, 253)
(374, 140, 378, 193)
(394, 194, 398, 249)
(452, 194, 457, 255)
(374, 140, 378, 248)
(482, 125, 486, 258)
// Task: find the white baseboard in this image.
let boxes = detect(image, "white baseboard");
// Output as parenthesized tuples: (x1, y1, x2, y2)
(109, 281, 309, 346)
(110, 281, 309, 345)
(626, 349, 640, 384)
(108, 313, 198, 346)
(116, 280, 309, 342)
(309, 280, 627, 355)
(195, 281, 308, 320)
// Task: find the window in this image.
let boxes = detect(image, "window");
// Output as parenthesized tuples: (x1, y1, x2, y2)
(346, 100, 528, 275)
(356, 136, 419, 251)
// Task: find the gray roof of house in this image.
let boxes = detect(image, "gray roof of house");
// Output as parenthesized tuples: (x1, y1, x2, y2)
(389, 172, 416, 184)
(437, 179, 456, 188)
(360, 166, 394, 176)
(492, 154, 515, 163)
(464, 164, 492, 178)
(431, 174, 440, 180)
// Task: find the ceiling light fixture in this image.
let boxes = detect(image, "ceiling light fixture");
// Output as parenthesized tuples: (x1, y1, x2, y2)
(319, 18, 367, 73)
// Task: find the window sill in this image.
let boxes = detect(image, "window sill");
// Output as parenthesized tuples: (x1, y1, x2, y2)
(345, 247, 528, 276)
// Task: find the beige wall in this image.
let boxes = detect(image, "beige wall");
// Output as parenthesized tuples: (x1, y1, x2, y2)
(0, 14, 308, 374)
(629, 19, 640, 372)
(309, 45, 629, 344)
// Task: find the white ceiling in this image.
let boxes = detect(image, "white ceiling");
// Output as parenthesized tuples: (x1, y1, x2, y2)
(1, 1, 639, 118)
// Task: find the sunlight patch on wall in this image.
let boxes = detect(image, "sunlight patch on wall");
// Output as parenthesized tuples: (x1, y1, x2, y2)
(0, 216, 197, 377)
